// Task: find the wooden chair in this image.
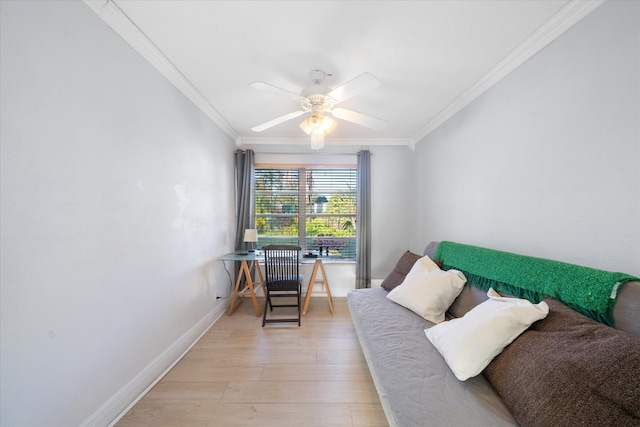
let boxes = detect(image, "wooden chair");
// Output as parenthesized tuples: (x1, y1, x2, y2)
(262, 245, 302, 326)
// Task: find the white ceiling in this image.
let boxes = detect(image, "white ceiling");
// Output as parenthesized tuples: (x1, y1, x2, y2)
(85, 0, 603, 149)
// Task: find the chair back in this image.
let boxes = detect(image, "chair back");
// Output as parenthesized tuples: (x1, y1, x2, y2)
(263, 245, 301, 290)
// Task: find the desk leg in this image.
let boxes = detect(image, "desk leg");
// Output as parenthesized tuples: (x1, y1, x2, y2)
(246, 260, 261, 317)
(320, 261, 334, 315)
(228, 260, 246, 316)
(228, 260, 262, 317)
(302, 262, 318, 315)
(302, 259, 334, 316)
(255, 262, 265, 295)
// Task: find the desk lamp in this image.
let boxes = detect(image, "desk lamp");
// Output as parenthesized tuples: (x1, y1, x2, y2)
(243, 229, 258, 252)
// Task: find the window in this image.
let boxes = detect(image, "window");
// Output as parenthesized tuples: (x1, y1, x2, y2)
(255, 167, 357, 259)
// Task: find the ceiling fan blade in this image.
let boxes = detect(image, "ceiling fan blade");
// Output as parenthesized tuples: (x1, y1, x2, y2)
(330, 108, 387, 131)
(251, 111, 305, 132)
(327, 72, 381, 103)
(249, 82, 304, 101)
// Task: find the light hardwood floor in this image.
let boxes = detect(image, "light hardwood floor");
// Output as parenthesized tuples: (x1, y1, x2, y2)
(116, 296, 389, 426)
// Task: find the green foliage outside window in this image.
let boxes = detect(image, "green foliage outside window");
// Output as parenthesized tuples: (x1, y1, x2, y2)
(255, 167, 357, 258)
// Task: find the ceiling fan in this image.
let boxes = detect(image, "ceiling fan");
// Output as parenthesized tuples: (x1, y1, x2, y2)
(249, 70, 386, 149)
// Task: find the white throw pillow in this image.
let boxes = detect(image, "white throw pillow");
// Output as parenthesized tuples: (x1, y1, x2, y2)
(387, 256, 466, 323)
(425, 288, 549, 381)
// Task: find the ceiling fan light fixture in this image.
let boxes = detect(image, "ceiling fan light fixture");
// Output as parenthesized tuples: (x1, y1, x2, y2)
(299, 113, 335, 150)
(299, 114, 336, 135)
(310, 131, 325, 151)
(250, 70, 386, 149)
(319, 115, 336, 133)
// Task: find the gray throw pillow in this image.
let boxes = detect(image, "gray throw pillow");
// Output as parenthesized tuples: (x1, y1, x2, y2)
(484, 297, 640, 427)
(381, 250, 422, 292)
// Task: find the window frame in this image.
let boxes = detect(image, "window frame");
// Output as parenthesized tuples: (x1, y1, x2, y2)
(254, 164, 357, 260)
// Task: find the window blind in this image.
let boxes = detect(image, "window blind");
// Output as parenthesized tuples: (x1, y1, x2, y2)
(255, 167, 357, 259)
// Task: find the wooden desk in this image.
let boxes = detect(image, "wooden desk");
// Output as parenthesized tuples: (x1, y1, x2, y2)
(302, 258, 334, 316)
(219, 252, 265, 317)
(220, 253, 335, 317)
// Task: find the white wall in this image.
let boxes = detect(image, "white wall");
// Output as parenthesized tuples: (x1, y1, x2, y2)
(369, 146, 415, 278)
(0, 2, 236, 426)
(411, 0, 640, 276)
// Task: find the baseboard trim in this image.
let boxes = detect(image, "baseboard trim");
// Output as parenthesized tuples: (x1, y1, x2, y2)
(80, 300, 230, 427)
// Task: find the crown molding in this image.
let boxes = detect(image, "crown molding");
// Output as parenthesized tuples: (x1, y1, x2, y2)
(83, 0, 240, 142)
(410, 0, 605, 147)
(84, 0, 603, 151)
(238, 136, 411, 148)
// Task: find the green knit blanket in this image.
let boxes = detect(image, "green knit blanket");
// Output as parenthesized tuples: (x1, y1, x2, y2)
(434, 241, 639, 326)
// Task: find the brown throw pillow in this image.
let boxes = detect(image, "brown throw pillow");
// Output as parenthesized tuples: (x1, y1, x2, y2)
(381, 250, 422, 291)
(484, 297, 640, 427)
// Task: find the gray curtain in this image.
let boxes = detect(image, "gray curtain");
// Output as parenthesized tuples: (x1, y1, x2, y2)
(234, 149, 255, 251)
(356, 150, 371, 289)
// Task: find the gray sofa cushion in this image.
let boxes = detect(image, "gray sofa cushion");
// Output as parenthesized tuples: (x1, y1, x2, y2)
(613, 280, 640, 338)
(446, 285, 489, 318)
(348, 287, 516, 427)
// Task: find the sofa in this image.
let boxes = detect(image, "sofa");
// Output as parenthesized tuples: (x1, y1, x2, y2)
(347, 241, 640, 427)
